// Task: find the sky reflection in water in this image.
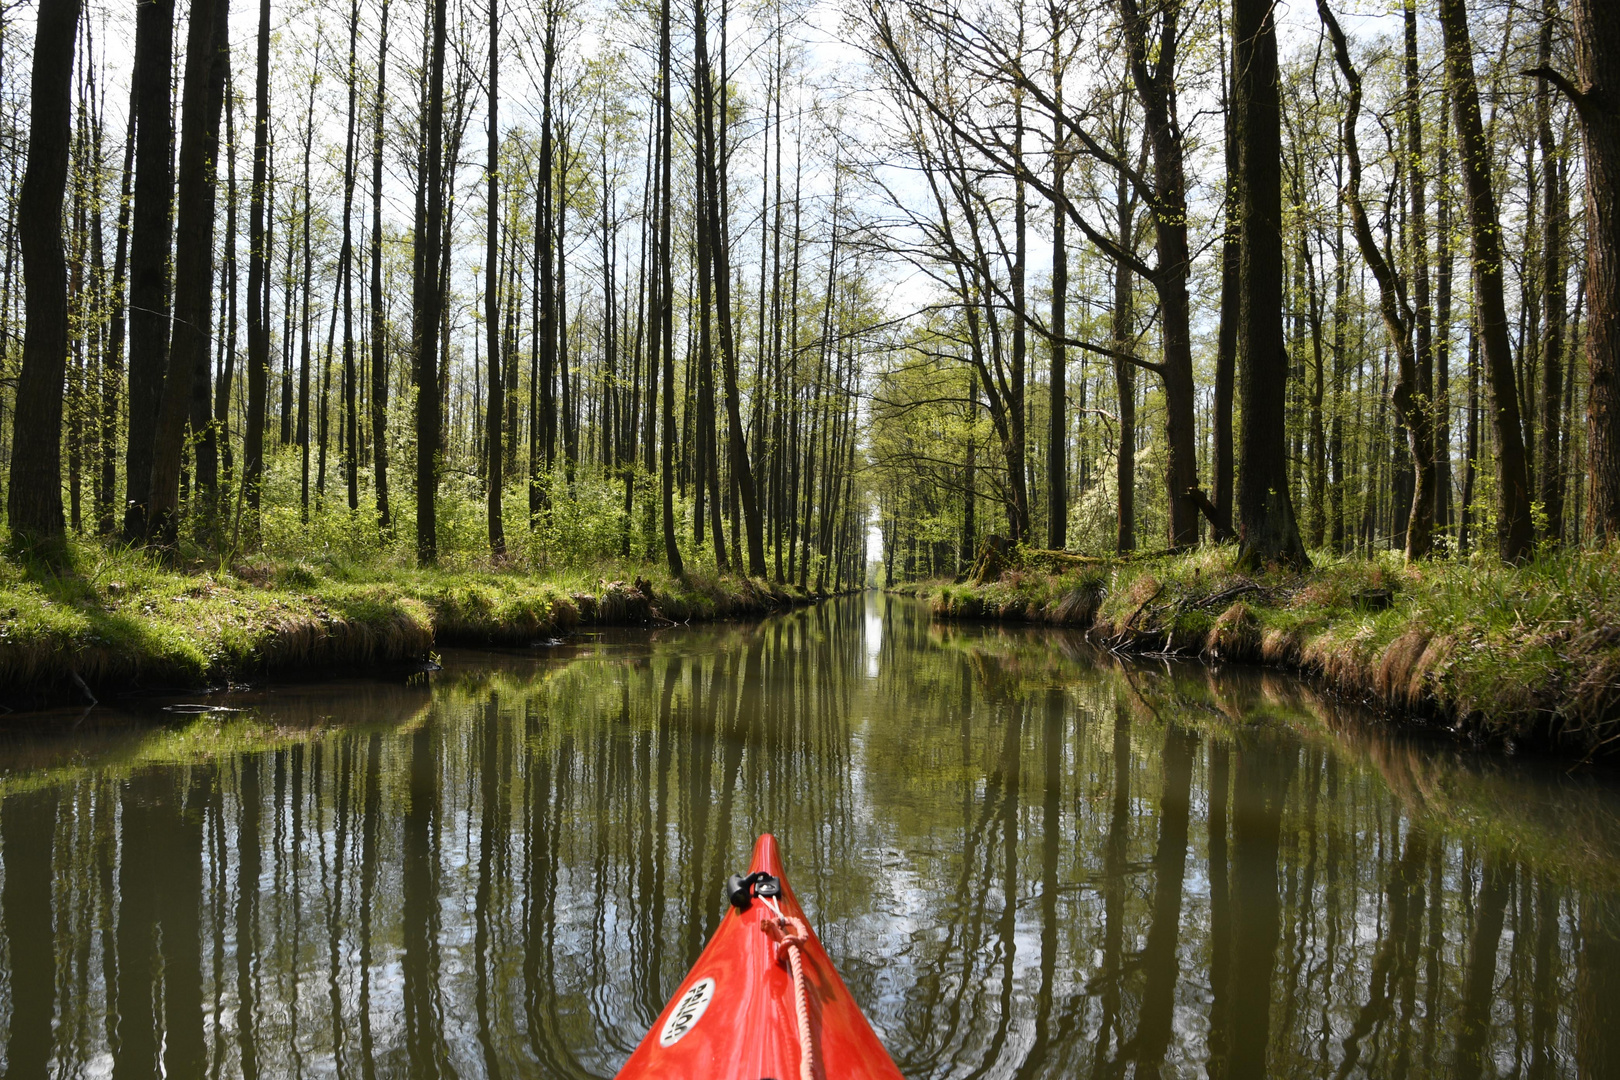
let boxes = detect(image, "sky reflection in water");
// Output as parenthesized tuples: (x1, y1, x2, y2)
(0, 594, 1617, 1078)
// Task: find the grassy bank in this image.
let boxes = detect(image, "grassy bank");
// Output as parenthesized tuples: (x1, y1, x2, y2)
(907, 544, 1620, 757)
(0, 540, 811, 707)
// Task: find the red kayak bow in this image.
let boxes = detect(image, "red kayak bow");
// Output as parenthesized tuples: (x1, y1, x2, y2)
(615, 833, 904, 1080)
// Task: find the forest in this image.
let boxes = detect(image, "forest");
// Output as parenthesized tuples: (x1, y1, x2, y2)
(8, 0, 1620, 1067)
(0, 0, 1619, 709)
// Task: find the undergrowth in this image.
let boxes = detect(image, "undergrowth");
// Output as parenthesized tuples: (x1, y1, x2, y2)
(912, 543, 1620, 756)
(0, 535, 810, 703)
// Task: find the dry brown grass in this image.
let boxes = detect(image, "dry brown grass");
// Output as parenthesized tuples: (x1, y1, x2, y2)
(1049, 585, 1102, 625)
(915, 543, 1620, 756)
(1374, 630, 1433, 713)
(1206, 602, 1262, 663)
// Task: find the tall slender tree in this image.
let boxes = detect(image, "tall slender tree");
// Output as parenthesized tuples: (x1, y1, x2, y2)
(340, 0, 362, 513)
(97, 83, 137, 537)
(1213, 0, 1238, 539)
(295, 44, 319, 518)
(690, 26, 729, 572)
(694, 0, 763, 574)
(414, 0, 449, 564)
(1233, 0, 1307, 567)
(147, 0, 230, 543)
(534, 0, 559, 512)
(484, 0, 505, 556)
(1008, 92, 1030, 545)
(1538, 0, 1620, 541)
(1115, 0, 1201, 547)
(1045, 9, 1068, 552)
(1441, 0, 1536, 560)
(370, 0, 392, 529)
(123, 0, 176, 538)
(657, 0, 684, 576)
(1318, 0, 1435, 560)
(1435, 88, 1455, 543)
(207, 73, 238, 490)
(7, 0, 83, 545)
(1404, 0, 1436, 556)
(1535, 0, 1567, 545)
(243, 0, 271, 516)
(1113, 153, 1137, 554)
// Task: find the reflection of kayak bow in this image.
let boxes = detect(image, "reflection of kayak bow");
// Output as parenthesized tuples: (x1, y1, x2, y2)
(615, 833, 904, 1080)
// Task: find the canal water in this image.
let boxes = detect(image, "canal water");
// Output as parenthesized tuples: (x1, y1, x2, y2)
(0, 594, 1617, 1078)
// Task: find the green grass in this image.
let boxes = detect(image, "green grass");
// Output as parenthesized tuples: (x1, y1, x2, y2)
(0, 538, 811, 702)
(911, 543, 1620, 756)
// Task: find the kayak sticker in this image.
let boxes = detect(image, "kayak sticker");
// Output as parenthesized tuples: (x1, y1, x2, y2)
(659, 977, 716, 1047)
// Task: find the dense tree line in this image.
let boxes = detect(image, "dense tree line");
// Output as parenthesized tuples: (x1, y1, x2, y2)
(0, 0, 1616, 581)
(0, 0, 869, 591)
(862, 0, 1620, 580)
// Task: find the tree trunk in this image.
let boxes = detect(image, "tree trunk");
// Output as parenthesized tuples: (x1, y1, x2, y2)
(1521, 142, 1540, 505)
(1319, 0, 1434, 559)
(557, 151, 577, 478)
(1214, 3, 1238, 538)
(536, 11, 557, 505)
(370, 0, 391, 529)
(1117, 0, 1201, 547)
(296, 52, 318, 518)
(243, 0, 271, 519)
(1234, 0, 1308, 568)
(536, 83, 559, 524)
(317, 272, 337, 499)
(769, 37, 787, 581)
(1441, 0, 1536, 560)
(1563, 279, 1583, 536)
(1537, 1, 1567, 545)
(504, 221, 520, 477)
(67, 74, 89, 535)
(800, 197, 837, 588)
(695, 2, 762, 575)
(277, 150, 294, 450)
(1114, 160, 1136, 555)
(1460, 327, 1479, 553)
(692, 58, 729, 572)
(340, 0, 361, 513)
(484, 0, 505, 556)
(1404, 0, 1436, 556)
(123, 0, 176, 539)
(1436, 87, 1455, 545)
(6, 0, 82, 545)
(1046, 40, 1068, 551)
(1330, 173, 1347, 551)
(98, 86, 137, 537)
(1571, 0, 1620, 541)
(1305, 232, 1327, 548)
(1008, 100, 1030, 545)
(657, 0, 683, 576)
(146, 0, 228, 544)
(209, 77, 238, 490)
(414, 0, 448, 564)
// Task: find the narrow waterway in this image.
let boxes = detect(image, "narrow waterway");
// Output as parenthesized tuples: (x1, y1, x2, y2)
(0, 594, 1617, 1077)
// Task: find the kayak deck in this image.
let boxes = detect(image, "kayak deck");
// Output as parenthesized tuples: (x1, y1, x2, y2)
(615, 833, 903, 1080)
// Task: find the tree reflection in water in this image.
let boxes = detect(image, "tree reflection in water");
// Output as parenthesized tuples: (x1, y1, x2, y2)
(0, 595, 1617, 1078)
